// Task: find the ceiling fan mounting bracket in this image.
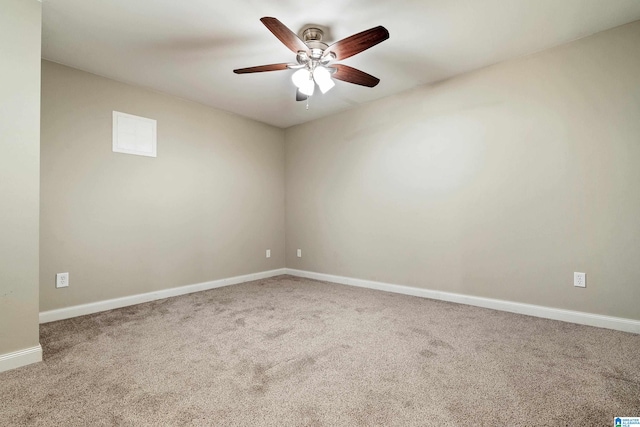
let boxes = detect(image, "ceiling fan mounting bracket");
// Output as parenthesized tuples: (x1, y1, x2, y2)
(302, 27, 323, 42)
(301, 27, 329, 54)
(299, 24, 334, 41)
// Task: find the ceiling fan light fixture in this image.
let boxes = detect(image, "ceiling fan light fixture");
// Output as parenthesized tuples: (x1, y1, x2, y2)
(300, 79, 315, 96)
(292, 68, 315, 96)
(313, 66, 335, 94)
(234, 18, 389, 103)
(291, 68, 309, 87)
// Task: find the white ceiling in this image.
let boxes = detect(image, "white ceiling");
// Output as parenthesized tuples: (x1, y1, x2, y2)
(42, 0, 640, 128)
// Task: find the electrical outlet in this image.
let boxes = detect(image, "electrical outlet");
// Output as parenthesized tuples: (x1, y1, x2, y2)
(574, 272, 586, 288)
(266, 249, 271, 258)
(297, 249, 302, 258)
(56, 272, 69, 288)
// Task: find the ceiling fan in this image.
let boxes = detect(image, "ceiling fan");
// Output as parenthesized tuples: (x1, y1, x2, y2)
(233, 17, 389, 102)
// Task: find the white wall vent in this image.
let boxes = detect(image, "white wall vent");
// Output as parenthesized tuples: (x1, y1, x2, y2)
(112, 111, 157, 157)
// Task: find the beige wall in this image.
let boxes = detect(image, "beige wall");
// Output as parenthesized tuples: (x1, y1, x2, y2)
(38, 21, 640, 321)
(285, 22, 640, 320)
(40, 61, 285, 311)
(0, 0, 42, 353)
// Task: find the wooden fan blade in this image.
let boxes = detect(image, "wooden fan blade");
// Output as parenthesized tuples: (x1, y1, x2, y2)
(233, 63, 290, 74)
(324, 26, 389, 61)
(260, 17, 309, 54)
(331, 64, 380, 87)
(296, 89, 308, 101)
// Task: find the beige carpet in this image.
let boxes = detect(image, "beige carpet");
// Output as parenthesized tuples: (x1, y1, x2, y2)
(1, 275, 639, 426)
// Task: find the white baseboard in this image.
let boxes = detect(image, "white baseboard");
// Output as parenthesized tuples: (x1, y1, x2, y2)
(285, 268, 640, 334)
(39, 268, 287, 324)
(38, 266, 639, 334)
(0, 345, 42, 373)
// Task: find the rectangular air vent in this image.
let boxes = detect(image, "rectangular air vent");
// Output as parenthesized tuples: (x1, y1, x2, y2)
(112, 111, 157, 157)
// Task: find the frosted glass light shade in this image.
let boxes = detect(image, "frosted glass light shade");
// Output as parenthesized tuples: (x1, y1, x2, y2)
(292, 69, 310, 87)
(313, 66, 335, 94)
(299, 79, 315, 96)
(292, 68, 315, 96)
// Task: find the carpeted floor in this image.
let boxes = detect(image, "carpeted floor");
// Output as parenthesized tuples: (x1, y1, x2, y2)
(1, 275, 639, 426)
